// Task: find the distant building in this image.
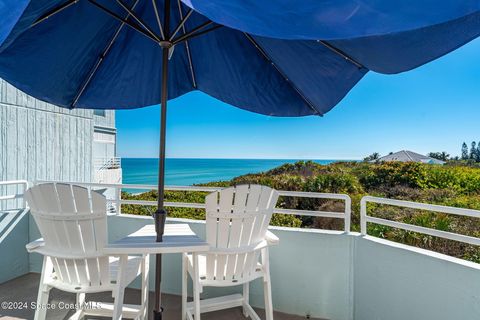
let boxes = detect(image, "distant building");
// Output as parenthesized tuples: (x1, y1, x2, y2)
(0, 79, 121, 185)
(373, 150, 445, 165)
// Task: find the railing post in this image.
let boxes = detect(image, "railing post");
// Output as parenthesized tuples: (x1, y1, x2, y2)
(344, 196, 351, 232)
(360, 197, 367, 235)
(21, 181, 28, 208)
(116, 187, 122, 215)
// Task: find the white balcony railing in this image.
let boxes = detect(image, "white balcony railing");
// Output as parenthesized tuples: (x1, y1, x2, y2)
(94, 157, 121, 170)
(2, 179, 480, 262)
(4, 180, 479, 242)
(35, 181, 352, 232)
(0, 180, 28, 210)
(360, 196, 480, 246)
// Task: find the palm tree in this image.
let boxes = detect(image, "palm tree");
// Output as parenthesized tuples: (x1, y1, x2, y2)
(364, 152, 380, 161)
(428, 151, 450, 161)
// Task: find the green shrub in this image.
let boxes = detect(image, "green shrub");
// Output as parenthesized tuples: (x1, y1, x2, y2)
(120, 160, 480, 263)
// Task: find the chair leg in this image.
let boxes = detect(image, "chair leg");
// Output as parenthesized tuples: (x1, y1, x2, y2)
(113, 286, 126, 320)
(262, 249, 273, 320)
(113, 255, 128, 320)
(75, 292, 85, 318)
(34, 256, 53, 320)
(140, 254, 150, 320)
(182, 254, 188, 320)
(242, 282, 249, 317)
(76, 292, 85, 305)
(34, 284, 51, 320)
(192, 254, 201, 320)
(263, 276, 273, 320)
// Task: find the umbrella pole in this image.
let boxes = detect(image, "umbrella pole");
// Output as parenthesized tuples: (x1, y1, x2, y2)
(153, 1, 171, 319)
(153, 45, 168, 320)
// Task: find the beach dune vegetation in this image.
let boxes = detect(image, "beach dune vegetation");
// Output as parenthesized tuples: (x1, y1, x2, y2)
(122, 160, 480, 262)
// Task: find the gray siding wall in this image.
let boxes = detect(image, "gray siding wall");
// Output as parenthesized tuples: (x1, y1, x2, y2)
(0, 80, 117, 280)
(0, 79, 115, 185)
(94, 111, 115, 128)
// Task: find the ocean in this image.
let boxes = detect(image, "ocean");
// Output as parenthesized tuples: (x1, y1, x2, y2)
(122, 158, 348, 186)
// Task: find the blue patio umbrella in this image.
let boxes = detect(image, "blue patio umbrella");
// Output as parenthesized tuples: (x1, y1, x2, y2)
(1, 1, 480, 318)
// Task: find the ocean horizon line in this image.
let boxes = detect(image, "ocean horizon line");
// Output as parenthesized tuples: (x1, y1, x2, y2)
(120, 157, 360, 161)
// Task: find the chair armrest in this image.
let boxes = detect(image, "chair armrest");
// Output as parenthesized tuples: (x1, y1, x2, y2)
(26, 238, 45, 253)
(265, 231, 279, 246)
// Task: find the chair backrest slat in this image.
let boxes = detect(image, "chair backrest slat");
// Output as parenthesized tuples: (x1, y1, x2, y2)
(87, 258, 101, 286)
(224, 214, 243, 278)
(245, 185, 262, 212)
(73, 185, 90, 214)
(75, 259, 89, 284)
(56, 184, 76, 213)
(214, 185, 232, 280)
(205, 185, 279, 282)
(205, 192, 218, 280)
(232, 184, 249, 213)
(25, 183, 109, 288)
(218, 187, 235, 213)
(38, 183, 61, 213)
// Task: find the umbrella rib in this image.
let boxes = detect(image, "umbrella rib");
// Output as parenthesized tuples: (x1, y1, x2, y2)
(169, 9, 193, 41)
(88, 0, 159, 44)
(71, 0, 142, 108)
(243, 33, 321, 116)
(116, 0, 161, 42)
(177, 0, 197, 88)
(171, 21, 213, 44)
(318, 40, 364, 69)
(172, 24, 222, 45)
(31, 0, 80, 28)
(152, 0, 165, 40)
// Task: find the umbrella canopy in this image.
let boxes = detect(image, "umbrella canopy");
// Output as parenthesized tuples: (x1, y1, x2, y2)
(1, 1, 480, 319)
(182, 0, 480, 40)
(0, 0, 367, 116)
(2, 1, 480, 114)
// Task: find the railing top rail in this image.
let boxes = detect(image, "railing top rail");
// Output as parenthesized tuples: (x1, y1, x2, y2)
(279, 190, 351, 200)
(361, 195, 480, 219)
(367, 216, 480, 247)
(0, 180, 28, 186)
(360, 196, 480, 246)
(34, 181, 351, 199)
(35, 181, 222, 192)
(0, 180, 28, 209)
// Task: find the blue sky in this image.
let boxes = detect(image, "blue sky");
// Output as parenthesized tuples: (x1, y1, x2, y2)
(116, 38, 480, 160)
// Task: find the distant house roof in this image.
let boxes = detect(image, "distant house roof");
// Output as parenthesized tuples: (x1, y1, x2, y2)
(373, 150, 445, 165)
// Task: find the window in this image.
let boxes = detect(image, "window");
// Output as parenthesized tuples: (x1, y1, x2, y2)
(94, 109, 106, 117)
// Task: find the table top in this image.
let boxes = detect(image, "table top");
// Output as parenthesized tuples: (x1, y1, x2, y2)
(103, 224, 210, 255)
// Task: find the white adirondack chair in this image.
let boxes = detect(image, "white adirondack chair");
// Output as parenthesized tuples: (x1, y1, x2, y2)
(182, 184, 280, 320)
(24, 183, 149, 320)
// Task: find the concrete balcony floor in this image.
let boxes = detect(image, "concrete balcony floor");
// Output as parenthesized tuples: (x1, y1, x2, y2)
(0, 273, 314, 320)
